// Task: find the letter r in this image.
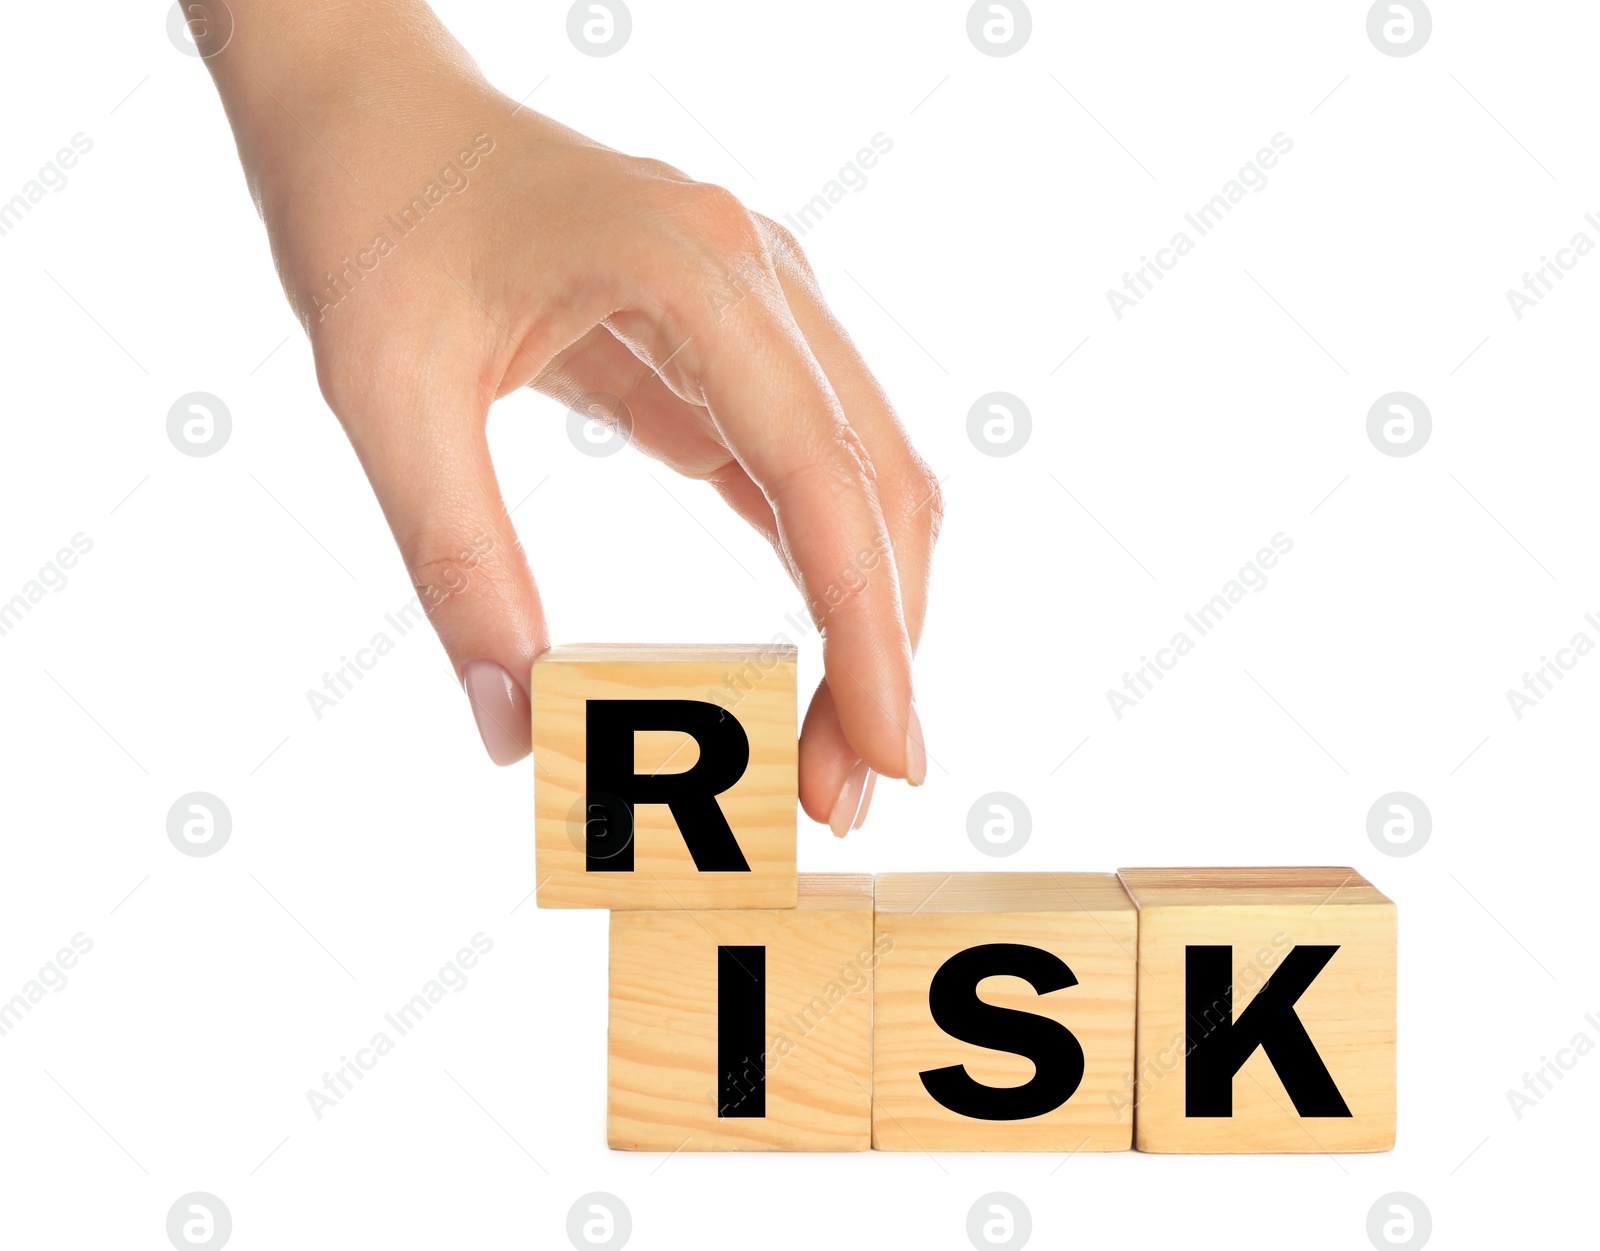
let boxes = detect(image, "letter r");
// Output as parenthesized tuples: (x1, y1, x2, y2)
(585, 699, 752, 872)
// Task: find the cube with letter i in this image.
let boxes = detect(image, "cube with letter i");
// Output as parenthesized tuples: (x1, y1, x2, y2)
(1117, 866, 1397, 1152)
(607, 873, 875, 1150)
(532, 644, 797, 909)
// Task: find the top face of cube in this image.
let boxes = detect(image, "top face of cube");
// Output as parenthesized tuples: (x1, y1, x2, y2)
(533, 644, 798, 909)
(784, 873, 874, 910)
(1117, 866, 1392, 911)
(874, 872, 1138, 916)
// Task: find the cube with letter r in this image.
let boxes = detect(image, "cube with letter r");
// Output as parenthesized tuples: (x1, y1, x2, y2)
(533, 644, 797, 909)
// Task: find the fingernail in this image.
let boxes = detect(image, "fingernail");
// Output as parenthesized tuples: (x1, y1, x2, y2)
(462, 660, 531, 766)
(905, 702, 927, 786)
(851, 768, 878, 831)
(828, 759, 871, 838)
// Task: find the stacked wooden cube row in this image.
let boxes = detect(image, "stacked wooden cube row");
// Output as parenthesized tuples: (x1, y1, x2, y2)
(534, 645, 1396, 1153)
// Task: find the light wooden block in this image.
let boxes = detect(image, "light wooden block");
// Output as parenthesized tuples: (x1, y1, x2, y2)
(607, 873, 875, 1150)
(871, 872, 1137, 1151)
(1117, 866, 1396, 1153)
(533, 644, 797, 909)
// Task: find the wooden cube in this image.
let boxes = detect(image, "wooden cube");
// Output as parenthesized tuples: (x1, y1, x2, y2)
(533, 644, 797, 909)
(1117, 866, 1396, 1153)
(871, 872, 1137, 1151)
(607, 873, 874, 1150)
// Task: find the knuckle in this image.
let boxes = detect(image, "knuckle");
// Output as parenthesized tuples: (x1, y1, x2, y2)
(668, 181, 763, 256)
(307, 329, 361, 417)
(312, 359, 367, 425)
(402, 528, 502, 611)
(774, 426, 878, 501)
(311, 334, 416, 423)
(836, 424, 879, 488)
(908, 459, 946, 543)
(626, 155, 692, 183)
(823, 428, 896, 518)
(751, 212, 810, 271)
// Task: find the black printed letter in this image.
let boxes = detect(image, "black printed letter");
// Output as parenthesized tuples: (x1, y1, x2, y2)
(918, 943, 1085, 1121)
(1185, 944, 1352, 1117)
(585, 699, 751, 872)
(718, 945, 765, 1118)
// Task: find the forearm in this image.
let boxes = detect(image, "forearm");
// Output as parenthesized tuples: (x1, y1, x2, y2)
(198, 0, 487, 190)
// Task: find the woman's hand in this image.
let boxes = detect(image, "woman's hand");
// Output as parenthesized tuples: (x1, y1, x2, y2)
(202, 0, 941, 834)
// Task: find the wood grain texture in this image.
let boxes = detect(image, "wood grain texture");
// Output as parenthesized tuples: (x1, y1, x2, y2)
(871, 872, 1137, 1151)
(1118, 866, 1397, 1153)
(533, 643, 797, 909)
(607, 874, 875, 1151)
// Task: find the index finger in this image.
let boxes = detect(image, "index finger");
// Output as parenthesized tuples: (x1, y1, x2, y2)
(669, 250, 922, 782)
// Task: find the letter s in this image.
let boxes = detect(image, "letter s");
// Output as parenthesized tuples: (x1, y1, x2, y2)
(918, 943, 1085, 1120)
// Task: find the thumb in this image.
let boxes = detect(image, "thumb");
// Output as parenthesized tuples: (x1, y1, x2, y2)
(336, 370, 546, 766)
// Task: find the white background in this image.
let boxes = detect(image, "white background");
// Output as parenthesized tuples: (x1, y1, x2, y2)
(0, 1, 1594, 1247)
